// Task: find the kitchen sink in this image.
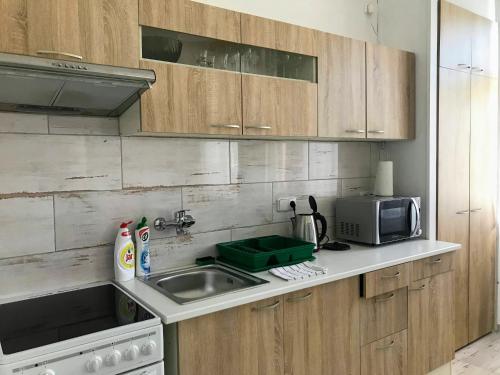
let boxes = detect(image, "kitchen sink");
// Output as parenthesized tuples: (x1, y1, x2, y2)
(142, 264, 269, 304)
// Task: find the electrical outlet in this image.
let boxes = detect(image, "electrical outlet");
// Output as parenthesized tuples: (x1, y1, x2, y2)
(277, 197, 296, 212)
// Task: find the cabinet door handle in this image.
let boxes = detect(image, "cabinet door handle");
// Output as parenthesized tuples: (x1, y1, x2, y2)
(457, 63, 471, 69)
(381, 271, 401, 279)
(471, 67, 485, 72)
(410, 284, 426, 291)
(210, 124, 241, 129)
(375, 293, 395, 302)
(245, 125, 272, 130)
(376, 340, 395, 350)
(456, 209, 469, 215)
(252, 300, 280, 311)
(470, 208, 482, 213)
(368, 130, 385, 134)
(427, 258, 442, 264)
(345, 129, 365, 133)
(287, 292, 313, 303)
(36, 50, 83, 60)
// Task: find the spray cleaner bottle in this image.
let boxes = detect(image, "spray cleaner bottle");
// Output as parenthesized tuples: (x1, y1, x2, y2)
(135, 217, 151, 277)
(114, 221, 135, 282)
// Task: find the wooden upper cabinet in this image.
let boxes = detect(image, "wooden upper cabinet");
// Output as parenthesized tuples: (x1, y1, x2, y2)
(284, 278, 360, 375)
(440, 0, 473, 71)
(241, 14, 317, 56)
(25, 0, 139, 67)
(366, 43, 415, 140)
(139, 0, 241, 43)
(178, 296, 283, 375)
(408, 272, 454, 375)
(437, 67, 470, 350)
(242, 75, 317, 137)
(468, 75, 498, 342)
(0, 0, 28, 54)
(140, 60, 242, 135)
(318, 32, 366, 138)
(471, 15, 498, 77)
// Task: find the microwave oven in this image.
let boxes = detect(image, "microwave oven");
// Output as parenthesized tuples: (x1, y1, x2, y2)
(335, 196, 422, 245)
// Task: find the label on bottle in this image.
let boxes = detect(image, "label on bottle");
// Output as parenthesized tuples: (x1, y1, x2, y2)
(119, 243, 135, 269)
(138, 228, 151, 274)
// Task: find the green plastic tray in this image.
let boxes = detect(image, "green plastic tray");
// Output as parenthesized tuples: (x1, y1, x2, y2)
(216, 235, 315, 272)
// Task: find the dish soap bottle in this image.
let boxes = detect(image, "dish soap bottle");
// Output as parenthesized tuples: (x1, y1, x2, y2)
(135, 217, 151, 277)
(114, 221, 135, 282)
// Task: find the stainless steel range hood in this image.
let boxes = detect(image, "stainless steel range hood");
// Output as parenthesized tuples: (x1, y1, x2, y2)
(0, 53, 156, 117)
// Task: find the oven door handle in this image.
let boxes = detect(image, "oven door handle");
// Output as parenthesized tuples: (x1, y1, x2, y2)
(409, 198, 421, 237)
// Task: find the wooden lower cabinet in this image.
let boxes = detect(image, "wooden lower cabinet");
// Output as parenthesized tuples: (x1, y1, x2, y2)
(408, 272, 454, 375)
(361, 330, 408, 375)
(178, 296, 284, 375)
(284, 278, 360, 375)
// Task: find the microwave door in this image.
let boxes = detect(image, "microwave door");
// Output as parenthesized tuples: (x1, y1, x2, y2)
(379, 199, 411, 243)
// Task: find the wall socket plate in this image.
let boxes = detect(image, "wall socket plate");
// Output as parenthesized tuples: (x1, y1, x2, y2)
(277, 197, 296, 212)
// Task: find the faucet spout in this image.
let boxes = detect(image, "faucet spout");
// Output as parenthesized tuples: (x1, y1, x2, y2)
(154, 210, 196, 235)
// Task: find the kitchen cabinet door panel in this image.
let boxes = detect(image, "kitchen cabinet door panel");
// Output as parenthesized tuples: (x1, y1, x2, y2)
(140, 0, 241, 43)
(318, 32, 366, 138)
(366, 43, 415, 139)
(471, 14, 498, 77)
(440, 0, 473, 71)
(408, 272, 454, 375)
(242, 75, 317, 137)
(437, 67, 470, 350)
(178, 296, 284, 375)
(0, 0, 28, 54)
(77, 0, 139, 68)
(284, 278, 360, 375)
(469, 75, 498, 342)
(361, 330, 408, 375)
(140, 60, 242, 135)
(241, 14, 317, 56)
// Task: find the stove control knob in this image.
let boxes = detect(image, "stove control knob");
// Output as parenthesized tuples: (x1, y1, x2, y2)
(125, 344, 140, 361)
(141, 340, 157, 356)
(86, 355, 103, 373)
(39, 370, 56, 375)
(105, 349, 122, 366)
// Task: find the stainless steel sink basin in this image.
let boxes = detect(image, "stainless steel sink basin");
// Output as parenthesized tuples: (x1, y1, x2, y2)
(142, 264, 268, 304)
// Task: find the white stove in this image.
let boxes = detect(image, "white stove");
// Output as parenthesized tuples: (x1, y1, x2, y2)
(0, 283, 164, 375)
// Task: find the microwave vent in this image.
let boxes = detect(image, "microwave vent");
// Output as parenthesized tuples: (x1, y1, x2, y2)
(339, 222, 360, 237)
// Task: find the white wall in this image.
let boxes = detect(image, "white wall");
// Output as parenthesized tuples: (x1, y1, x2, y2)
(448, 0, 496, 19)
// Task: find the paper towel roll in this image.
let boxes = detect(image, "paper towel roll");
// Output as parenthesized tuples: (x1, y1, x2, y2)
(374, 161, 393, 196)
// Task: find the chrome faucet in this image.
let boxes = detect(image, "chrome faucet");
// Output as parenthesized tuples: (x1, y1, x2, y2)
(154, 210, 196, 235)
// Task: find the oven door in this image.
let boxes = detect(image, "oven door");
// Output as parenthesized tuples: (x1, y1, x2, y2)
(121, 362, 164, 375)
(378, 198, 419, 244)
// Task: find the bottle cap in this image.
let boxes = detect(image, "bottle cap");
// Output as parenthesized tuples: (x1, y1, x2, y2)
(120, 221, 133, 229)
(136, 217, 148, 230)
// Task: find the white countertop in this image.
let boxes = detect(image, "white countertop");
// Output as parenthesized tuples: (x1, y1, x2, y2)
(118, 239, 460, 324)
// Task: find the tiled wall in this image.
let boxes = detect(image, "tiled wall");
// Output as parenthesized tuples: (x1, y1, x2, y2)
(0, 111, 383, 298)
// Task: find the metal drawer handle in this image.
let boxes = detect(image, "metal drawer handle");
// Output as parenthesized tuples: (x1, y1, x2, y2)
(428, 258, 442, 264)
(410, 284, 426, 291)
(252, 300, 280, 311)
(245, 125, 272, 130)
(457, 63, 471, 69)
(375, 293, 395, 302)
(381, 271, 401, 279)
(345, 129, 365, 133)
(376, 340, 395, 350)
(456, 209, 469, 215)
(36, 50, 83, 60)
(287, 292, 313, 303)
(471, 67, 484, 72)
(210, 124, 241, 129)
(368, 130, 385, 134)
(470, 208, 482, 213)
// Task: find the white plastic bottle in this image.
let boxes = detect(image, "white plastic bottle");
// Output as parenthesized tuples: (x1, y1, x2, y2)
(135, 217, 151, 277)
(114, 221, 135, 282)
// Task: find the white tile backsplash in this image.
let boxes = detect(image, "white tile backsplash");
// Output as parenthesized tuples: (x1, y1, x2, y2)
(0, 111, 381, 297)
(0, 197, 55, 258)
(122, 137, 230, 188)
(183, 183, 273, 233)
(230, 140, 308, 183)
(54, 188, 182, 250)
(0, 134, 122, 194)
(341, 178, 374, 197)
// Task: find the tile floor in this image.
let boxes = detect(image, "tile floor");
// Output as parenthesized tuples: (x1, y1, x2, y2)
(453, 331, 500, 374)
